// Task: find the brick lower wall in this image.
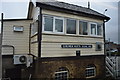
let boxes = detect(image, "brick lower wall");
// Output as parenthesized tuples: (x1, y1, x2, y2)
(30, 55, 105, 79)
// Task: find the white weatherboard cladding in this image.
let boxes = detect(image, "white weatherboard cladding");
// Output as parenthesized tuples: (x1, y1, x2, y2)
(2, 20, 32, 55)
(31, 9, 104, 57)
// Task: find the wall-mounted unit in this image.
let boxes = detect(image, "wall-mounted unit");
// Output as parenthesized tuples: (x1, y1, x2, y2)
(96, 42, 102, 51)
(13, 54, 33, 66)
(13, 26, 24, 32)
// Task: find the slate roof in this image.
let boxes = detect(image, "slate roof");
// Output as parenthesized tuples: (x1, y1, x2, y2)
(36, 1, 110, 20)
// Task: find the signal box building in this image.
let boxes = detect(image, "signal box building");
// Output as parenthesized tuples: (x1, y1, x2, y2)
(28, 1, 110, 79)
(2, 1, 110, 80)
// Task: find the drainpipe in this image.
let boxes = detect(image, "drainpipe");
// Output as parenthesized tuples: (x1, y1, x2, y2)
(29, 24, 31, 55)
(103, 20, 106, 56)
(38, 8, 42, 58)
(0, 13, 3, 79)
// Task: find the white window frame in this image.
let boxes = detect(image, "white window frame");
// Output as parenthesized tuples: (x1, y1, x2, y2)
(31, 21, 38, 36)
(90, 22, 97, 36)
(54, 17, 64, 34)
(42, 15, 64, 34)
(66, 18, 77, 35)
(42, 15, 103, 37)
(89, 22, 103, 37)
(79, 20, 88, 35)
(55, 71, 68, 80)
(86, 66, 96, 78)
(97, 23, 103, 36)
(42, 15, 54, 33)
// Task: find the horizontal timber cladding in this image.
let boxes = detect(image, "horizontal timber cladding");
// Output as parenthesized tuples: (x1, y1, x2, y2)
(2, 20, 32, 55)
(42, 34, 104, 43)
(31, 35, 38, 43)
(31, 55, 105, 79)
(31, 42, 38, 57)
(41, 34, 104, 57)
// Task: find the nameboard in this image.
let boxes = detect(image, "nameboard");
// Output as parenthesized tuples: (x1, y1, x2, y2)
(61, 44, 92, 48)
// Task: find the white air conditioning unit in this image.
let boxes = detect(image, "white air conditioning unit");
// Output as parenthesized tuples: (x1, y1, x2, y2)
(13, 54, 33, 66)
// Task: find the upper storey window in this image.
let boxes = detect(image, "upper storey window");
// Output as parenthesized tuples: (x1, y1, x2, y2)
(55, 17, 64, 33)
(90, 23, 97, 36)
(31, 21, 38, 36)
(97, 24, 102, 36)
(66, 19, 76, 34)
(79, 21, 88, 35)
(44, 16, 53, 32)
(43, 15, 103, 37)
(43, 15, 64, 33)
(90, 23, 102, 36)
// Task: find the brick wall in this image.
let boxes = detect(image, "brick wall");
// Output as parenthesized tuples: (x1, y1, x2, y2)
(30, 55, 105, 79)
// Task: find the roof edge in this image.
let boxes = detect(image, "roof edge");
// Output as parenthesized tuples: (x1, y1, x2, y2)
(36, 2, 110, 21)
(2, 18, 32, 21)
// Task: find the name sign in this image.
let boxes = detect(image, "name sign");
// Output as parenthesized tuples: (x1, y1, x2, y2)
(61, 44, 92, 48)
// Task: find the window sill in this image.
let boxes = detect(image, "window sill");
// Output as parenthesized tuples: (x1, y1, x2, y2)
(86, 76, 96, 79)
(31, 33, 38, 38)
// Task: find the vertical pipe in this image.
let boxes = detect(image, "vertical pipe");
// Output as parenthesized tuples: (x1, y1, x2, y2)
(103, 21, 106, 56)
(29, 24, 32, 54)
(0, 13, 3, 79)
(103, 20, 107, 78)
(38, 8, 42, 57)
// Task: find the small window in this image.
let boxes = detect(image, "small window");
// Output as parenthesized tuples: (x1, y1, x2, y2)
(90, 23, 97, 35)
(85, 64, 96, 78)
(55, 67, 69, 80)
(44, 16, 53, 32)
(55, 17, 64, 33)
(79, 21, 88, 35)
(13, 26, 23, 32)
(97, 24, 102, 35)
(43, 15, 64, 33)
(66, 19, 76, 34)
(31, 21, 38, 36)
(96, 42, 102, 51)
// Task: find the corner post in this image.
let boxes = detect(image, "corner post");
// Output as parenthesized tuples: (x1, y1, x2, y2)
(38, 8, 42, 58)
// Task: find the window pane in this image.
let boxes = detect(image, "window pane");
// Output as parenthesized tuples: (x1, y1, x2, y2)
(44, 16, 53, 31)
(55, 71, 68, 80)
(86, 67, 95, 78)
(67, 19, 76, 34)
(31, 21, 38, 36)
(79, 21, 88, 35)
(55, 18, 63, 32)
(91, 24, 96, 35)
(97, 24, 102, 35)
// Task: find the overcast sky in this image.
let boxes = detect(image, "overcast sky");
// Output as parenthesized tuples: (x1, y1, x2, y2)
(0, 0, 119, 44)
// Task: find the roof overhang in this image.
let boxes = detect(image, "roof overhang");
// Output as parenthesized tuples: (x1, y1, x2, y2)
(36, 2, 110, 21)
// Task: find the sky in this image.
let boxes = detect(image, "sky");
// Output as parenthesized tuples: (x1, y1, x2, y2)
(0, 0, 119, 44)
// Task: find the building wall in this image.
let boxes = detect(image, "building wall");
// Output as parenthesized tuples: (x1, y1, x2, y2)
(30, 9, 104, 57)
(31, 55, 105, 79)
(2, 20, 32, 55)
(41, 34, 104, 57)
